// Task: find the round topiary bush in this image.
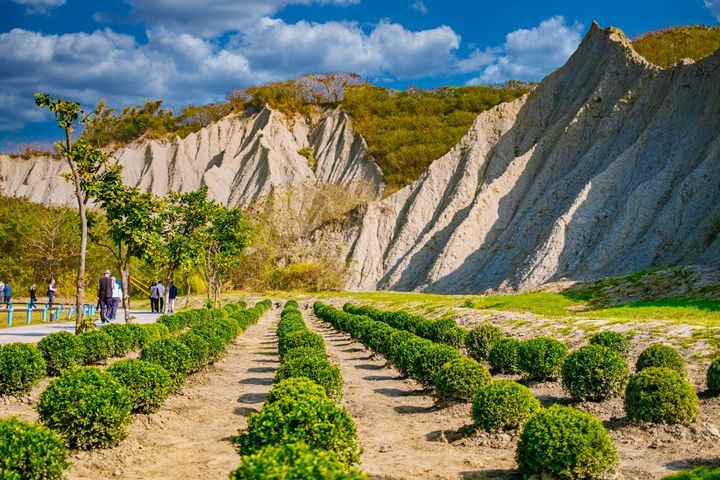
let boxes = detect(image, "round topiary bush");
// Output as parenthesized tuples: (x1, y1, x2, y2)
(562, 345, 629, 402)
(636, 344, 686, 377)
(265, 377, 329, 405)
(37, 367, 133, 449)
(79, 330, 114, 365)
(436, 357, 492, 402)
(518, 337, 568, 380)
(107, 359, 172, 414)
(0, 343, 47, 395)
(413, 343, 463, 387)
(274, 356, 343, 402)
(0, 417, 68, 480)
(472, 380, 541, 432)
(37, 332, 84, 376)
(233, 396, 360, 465)
(589, 331, 631, 359)
(230, 442, 367, 480)
(516, 405, 619, 480)
(137, 324, 169, 348)
(488, 338, 521, 374)
(177, 332, 211, 372)
(140, 339, 192, 390)
(101, 324, 135, 357)
(379, 330, 414, 357)
(625, 367, 699, 424)
(191, 323, 226, 361)
(429, 318, 466, 348)
(391, 337, 434, 378)
(707, 357, 720, 395)
(465, 324, 504, 362)
(281, 346, 327, 365)
(214, 317, 239, 343)
(278, 330, 325, 359)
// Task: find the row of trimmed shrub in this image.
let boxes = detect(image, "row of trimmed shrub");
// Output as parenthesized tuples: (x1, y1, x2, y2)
(322, 302, 621, 479)
(229, 301, 365, 479)
(0, 301, 272, 479)
(317, 302, 491, 402)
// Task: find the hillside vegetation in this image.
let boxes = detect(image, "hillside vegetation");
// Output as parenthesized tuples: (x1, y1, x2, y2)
(632, 25, 720, 67)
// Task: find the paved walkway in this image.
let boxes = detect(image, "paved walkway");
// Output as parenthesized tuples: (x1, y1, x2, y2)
(0, 310, 162, 344)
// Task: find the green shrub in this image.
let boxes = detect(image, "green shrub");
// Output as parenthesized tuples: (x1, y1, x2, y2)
(101, 324, 134, 357)
(465, 324, 503, 361)
(233, 396, 360, 465)
(436, 357, 491, 402)
(0, 343, 47, 395)
(215, 317, 239, 343)
(156, 314, 186, 333)
(0, 418, 68, 480)
(0, 469, 20, 480)
(516, 405, 619, 480)
(413, 343, 462, 386)
(140, 339, 192, 390)
(391, 337, 434, 378)
(37, 367, 132, 449)
(265, 377, 329, 405)
(662, 467, 720, 480)
(429, 318, 466, 348)
(472, 380, 540, 432)
(562, 345, 629, 402)
(518, 337, 568, 380)
(107, 359, 172, 413)
(79, 330, 114, 365)
(379, 330, 414, 357)
(488, 338, 521, 374)
(230, 442, 367, 479)
(274, 356, 343, 402)
(278, 330, 325, 359)
(137, 323, 169, 347)
(37, 331, 84, 376)
(636, 344, 686, 376)
(282, 346, 327, 364)
(708, 357, 720, 394)
(124, 324, 146, 350)
(177, 333, 211, 372)
(589, 331, 631, 358)
(191, 323, 226, 361)
(625, 367, 699, 424)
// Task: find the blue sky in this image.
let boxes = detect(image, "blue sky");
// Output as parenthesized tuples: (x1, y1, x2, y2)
(1, 0, 718, 149)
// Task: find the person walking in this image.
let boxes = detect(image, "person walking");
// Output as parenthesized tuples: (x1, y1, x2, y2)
(156, 280, 165, 313)
(168, 282, 178, 313)
(47, 279, 57, 309)
(29, 284, 37, 309)
(0, 280, 5, 308)
(110, 276, 122, 321)
(97, 270, 114, 324)
(3, 282, 11, 308)
(149, 282, 158, 313)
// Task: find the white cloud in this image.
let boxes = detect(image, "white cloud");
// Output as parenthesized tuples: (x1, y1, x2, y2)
(705, 0, 720, 21)
(467, 16, 584, 84)
(116, 0, 360, 37)
(234, 18, 460, 79)
(11, 0, 65, 14)
(411, 0, 428, 14)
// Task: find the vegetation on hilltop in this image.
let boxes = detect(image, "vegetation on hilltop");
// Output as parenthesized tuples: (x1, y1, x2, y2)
(632, 25, 720, 67)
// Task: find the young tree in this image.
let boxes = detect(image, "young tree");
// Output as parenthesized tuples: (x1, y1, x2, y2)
(35, 94, 119, 333)
(151, 186, 214, 312)
(90, 180, 161, 322)
(201, 205, 252, 307)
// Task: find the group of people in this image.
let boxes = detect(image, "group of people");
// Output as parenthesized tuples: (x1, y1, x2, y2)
(97, 270, 123, 323)
(0, 280, 56, 309)
(0, 281, 11, 308)
(149, 280, 178, 313)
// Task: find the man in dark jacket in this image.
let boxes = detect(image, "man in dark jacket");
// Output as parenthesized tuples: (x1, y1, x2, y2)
(97, 270, 114, 323)
(3, 283, 11, 308)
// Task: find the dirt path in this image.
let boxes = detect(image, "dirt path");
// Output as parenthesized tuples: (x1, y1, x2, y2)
(67, 308, 280, 480)
(305, 306, 516, 480)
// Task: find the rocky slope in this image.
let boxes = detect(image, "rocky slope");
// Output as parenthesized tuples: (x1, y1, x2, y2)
(0, 106, 384, 206)
(326, 23, 720, 293)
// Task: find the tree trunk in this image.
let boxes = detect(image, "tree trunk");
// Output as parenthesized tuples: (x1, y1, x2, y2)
(162, 269, 174, 314)
(120, 260, 131, 323)
(185, 277, 191, 308)
(65, 128, 86, 334)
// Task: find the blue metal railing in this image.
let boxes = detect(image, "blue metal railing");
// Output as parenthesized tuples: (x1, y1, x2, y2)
(4, 302, 96, 326)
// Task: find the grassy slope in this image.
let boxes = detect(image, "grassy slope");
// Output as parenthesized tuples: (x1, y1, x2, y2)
(631, 25, 720, 67)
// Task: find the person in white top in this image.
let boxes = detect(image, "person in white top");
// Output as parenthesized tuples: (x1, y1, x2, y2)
(110, 277, 122, 321)
(155, 281, 165, 313)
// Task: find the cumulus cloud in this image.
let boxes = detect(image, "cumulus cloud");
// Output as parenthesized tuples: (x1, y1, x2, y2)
(116, 0, 361, 37)
(411, 0, 428, 14)
(234, 18, 459, 79)
(11, 0, 65, 14)
(467, 16, 584, 84)
(705, 0, 720, 22)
